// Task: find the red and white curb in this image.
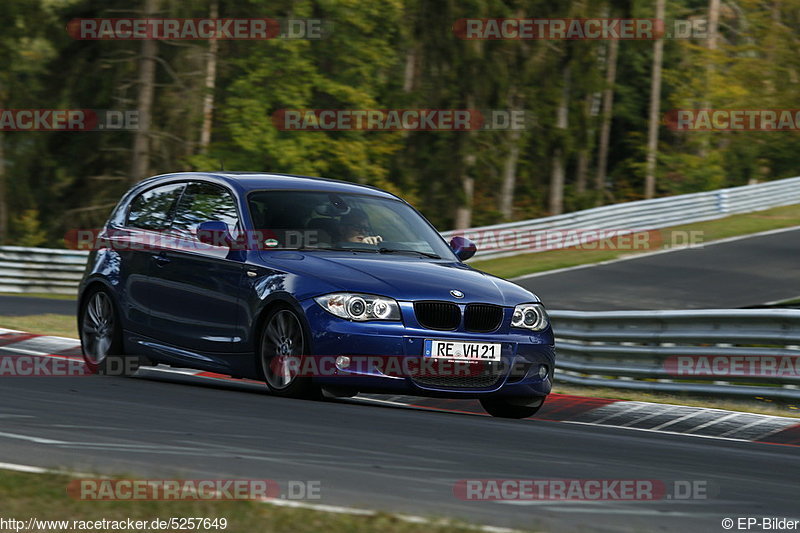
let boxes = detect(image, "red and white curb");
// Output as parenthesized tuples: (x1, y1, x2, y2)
(1, 328, 799, 447)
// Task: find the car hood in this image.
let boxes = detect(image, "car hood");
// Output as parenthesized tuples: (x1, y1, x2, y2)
(258, 251, 540, 306)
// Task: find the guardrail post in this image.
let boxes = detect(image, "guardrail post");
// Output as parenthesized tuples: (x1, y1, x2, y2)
(716, 189, 729, 215)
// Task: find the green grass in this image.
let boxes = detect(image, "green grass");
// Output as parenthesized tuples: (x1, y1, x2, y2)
(0, 314, 77, 338)
(0, 470, 506, 533)
(765, 295, 800, 307)
(0, 292, 77, 300)
(471, 203, 800, 279)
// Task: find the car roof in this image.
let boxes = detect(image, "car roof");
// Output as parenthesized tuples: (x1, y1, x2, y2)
(139, 172, 399, 200)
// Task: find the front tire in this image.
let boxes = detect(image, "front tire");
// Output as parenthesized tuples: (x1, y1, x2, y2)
(259, 305, 320, 399)
(79, 288, 142, 376)
(480, 396, 545, 419)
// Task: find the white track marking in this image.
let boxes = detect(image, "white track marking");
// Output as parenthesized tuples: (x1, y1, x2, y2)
(512, 225, 800, 281)
(684, 413, 742, 434)
(259, 498, 519, 533)
(0, 431, 66, 445)
(587, 402, 652, 424)
(617, 406, 684, 427)
(649, 410, 709, 431)
(561, 420, 761, 444)
(0, 461, 50, 473)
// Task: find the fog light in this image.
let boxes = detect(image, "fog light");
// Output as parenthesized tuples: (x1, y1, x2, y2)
(336, 356, 351, 370)
(538, 365, 548, 379)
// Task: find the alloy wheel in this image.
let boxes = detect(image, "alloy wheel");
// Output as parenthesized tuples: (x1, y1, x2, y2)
(261, 309, 305, 390)
(81, 291, 115, 365)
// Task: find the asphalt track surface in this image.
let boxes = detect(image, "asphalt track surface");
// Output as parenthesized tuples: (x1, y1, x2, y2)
(0, 294, 75, 316)
(0, 346, 798, 532)
(516, 227, 800, 311)
(0, 229, 799, 531)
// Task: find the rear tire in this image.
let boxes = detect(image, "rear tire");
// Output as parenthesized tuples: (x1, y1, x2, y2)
(480, 396, 545, 419)
(259, 305, 321, 399)
(79, 287, 144, 376)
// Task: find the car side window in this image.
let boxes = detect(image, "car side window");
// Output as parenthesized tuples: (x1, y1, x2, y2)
(126, 183, 185, 231)
(170, 182, 239, 238)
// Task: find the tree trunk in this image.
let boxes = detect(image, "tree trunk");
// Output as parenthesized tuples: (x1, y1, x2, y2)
(575, 148, 588, 194)
(708, 0, 720, 52)
(549, 64, 570, 215)
(576, 92, 597, 195)
(454, 88, 478, 229)
(644, 0, 665, 199)
(454, 153, 475, 230)
(199, 0, 219, 153)
(699, 0, 720, 157)
(499, 87, 522, 220)
(499, 127, 521, 220)
(130, 0, 159, 183)
(0, 130, 6, 244)
(595, 36, 618, 201)
(403, 46, 416, 93)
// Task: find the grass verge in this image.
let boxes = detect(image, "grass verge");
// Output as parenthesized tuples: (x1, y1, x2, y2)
(0, 291, 77, 300)
(0, 314, 77, 338)
(553, 383, 800, 418)
(0, 470, 493, 533)
(471, 203, 800, 279)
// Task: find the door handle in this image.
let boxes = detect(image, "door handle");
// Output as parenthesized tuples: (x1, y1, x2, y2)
(151, 252, 171, 266)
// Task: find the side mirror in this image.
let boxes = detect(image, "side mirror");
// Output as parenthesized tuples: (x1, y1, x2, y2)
(197, 220, 232, 248)
(449, 236, 477, 261)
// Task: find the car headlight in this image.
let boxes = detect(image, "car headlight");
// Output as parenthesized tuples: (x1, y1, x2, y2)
(511, 303, 549, 331)
(314, 293, 401, 321)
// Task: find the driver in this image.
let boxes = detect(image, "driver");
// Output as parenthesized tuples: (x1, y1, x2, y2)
(340, 210, 383, 245)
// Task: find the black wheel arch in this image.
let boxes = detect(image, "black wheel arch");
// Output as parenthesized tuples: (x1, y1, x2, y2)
(251, 292, 315, 356)
(78, 277, 123, 331)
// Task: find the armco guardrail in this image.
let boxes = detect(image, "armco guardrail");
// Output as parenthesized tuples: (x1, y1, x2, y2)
(0, 246, 89, 295)
(550, 309, 800, 400)
(1, 175, 799, 293)
(443, 175, 800, 260)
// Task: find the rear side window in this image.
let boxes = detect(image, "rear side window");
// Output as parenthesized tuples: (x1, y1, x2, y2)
(126, 183, 185, 230)
(170, 182, 239, 238)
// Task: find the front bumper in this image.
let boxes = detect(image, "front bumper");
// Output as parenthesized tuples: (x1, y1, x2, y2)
(301, 299, 555, 399)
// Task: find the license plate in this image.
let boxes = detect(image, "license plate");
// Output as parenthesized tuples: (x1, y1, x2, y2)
(423, 339, 501, 362)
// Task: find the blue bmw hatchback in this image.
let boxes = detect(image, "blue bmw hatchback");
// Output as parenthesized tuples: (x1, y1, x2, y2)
(78, 172, 555, 418)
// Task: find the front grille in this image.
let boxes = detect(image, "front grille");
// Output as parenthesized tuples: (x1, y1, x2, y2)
(464, 303, 503, 332)
(414, 301, 461, 330)
(412, 360, 504, 389)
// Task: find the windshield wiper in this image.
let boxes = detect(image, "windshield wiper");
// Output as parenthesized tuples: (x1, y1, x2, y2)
(268, 246, 376, 253)
(378, 248, 441, 259)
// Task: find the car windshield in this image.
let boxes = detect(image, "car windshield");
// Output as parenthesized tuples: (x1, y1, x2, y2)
(247, 190, 455, 259)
